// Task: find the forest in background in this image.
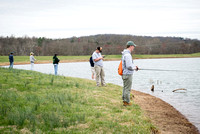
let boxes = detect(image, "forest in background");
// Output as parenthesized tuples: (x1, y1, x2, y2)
(0, 34, 200, 56)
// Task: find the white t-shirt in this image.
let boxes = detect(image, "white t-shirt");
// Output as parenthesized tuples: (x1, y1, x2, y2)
(92, 51, 103, 67)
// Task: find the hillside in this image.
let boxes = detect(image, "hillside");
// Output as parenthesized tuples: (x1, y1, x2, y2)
(0, 34, 200, 56)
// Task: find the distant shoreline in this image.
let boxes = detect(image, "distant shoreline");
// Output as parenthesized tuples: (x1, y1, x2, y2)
(1, 53, 200, 66)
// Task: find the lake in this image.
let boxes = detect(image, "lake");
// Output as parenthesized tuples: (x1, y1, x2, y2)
(6, 57, 200, 131)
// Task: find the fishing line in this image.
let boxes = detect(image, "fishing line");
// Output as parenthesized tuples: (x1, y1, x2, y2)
(138, 68, 200, 73)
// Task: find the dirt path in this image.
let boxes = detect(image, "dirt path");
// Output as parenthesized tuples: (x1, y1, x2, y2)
(132, 90, 199, 134)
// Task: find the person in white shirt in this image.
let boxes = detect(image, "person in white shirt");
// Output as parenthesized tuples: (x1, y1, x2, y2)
(30, 52, 36, 70)
(92, 47, 106, 86)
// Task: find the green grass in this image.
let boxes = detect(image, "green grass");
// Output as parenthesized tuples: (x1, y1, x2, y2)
(0, 67, 157, 133)
(0, 56, 91, 64)
(134, 52, 200, 59)
(1, 53, 200, 65)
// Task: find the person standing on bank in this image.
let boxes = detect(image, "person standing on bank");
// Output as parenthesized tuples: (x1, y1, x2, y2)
(122, 41, 138, 106)
(9, 52, 14, 68)
(30, 52, 36, 70)
(92, 47, 106, 86)
(53, 54, 60, 75)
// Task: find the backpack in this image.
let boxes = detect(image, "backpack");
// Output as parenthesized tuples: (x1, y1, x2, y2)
(89, 56, 94, 67)
(118, 60, 123, 75)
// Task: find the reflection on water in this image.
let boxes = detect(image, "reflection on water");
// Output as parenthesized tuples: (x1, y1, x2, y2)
(6, 58, 200, 131)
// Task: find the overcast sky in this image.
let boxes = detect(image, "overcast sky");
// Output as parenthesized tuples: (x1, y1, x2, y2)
(1, 0, 200, 39)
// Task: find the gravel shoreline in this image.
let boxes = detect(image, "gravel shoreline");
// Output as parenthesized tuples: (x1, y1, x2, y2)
(132, 90, 199, 134)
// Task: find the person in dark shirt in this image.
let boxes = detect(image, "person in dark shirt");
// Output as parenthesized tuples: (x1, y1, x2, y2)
(9, 52, 14, 68)
(89, 56, 95, 79)
(53, 54, 60, 75)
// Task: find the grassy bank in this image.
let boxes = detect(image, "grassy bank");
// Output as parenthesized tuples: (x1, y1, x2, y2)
(133, 52, 200, 59)
(0, 67, 157, 133)
(0, 52, 200, 65)
(0, 56, 90, 65)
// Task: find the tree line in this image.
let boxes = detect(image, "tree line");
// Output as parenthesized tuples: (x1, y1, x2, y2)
(0, 34, 200, 56)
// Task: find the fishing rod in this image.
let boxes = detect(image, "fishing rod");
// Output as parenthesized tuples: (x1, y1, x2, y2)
(137, 68, 200, 73)
(139, 68, 180, 72)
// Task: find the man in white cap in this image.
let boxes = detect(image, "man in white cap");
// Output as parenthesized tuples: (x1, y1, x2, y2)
(121, 41, 138, 106)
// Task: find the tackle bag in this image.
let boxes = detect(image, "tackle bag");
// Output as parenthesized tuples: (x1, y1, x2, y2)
(118, 60, 123, 75)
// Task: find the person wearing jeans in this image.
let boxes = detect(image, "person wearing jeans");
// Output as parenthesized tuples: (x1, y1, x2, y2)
(54, 64, 58, 75)
(53, 54, 60, 75)
(92, 47, 106, 86)
(9, 52, 14, 68)
(30, 52, 36, 70)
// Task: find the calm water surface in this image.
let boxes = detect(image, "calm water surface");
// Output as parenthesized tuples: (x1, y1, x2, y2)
(8, 58, 200, 131)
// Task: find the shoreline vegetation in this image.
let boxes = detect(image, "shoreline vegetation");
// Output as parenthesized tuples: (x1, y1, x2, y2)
(0, 52, 200, 66)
